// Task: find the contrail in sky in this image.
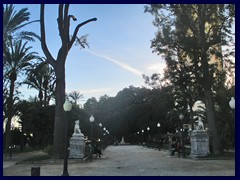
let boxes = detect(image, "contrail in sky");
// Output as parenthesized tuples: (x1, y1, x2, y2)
(86, 50, 143, 77)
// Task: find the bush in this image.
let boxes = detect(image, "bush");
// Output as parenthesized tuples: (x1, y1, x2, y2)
(43, 145, 53, 157)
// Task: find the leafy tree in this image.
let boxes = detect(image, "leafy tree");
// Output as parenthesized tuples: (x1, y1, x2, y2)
(24, 58, 56, 107)
(4, 39, 38, 151)
(16, 100, 55, 148)
(3, 4, 40, 151)
(83, 86, 175, 143)
(68, 91, 84, 106)
(3, 4, 39, 50)
(84, 97, 98, 114)
(40, 4, 97, 158)
(145, 4, 235, 154)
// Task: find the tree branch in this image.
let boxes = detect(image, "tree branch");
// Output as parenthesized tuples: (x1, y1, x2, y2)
(63, 4, 70, 43)
(57, 4, 64, 41)
(69, 18, 97, 50)
(40, 4, 56, 68)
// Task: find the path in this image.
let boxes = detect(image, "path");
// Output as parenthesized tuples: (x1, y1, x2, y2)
(3, 145, 235, 176)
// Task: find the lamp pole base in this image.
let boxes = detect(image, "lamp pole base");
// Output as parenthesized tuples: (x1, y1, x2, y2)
(61, 172, 69, 176)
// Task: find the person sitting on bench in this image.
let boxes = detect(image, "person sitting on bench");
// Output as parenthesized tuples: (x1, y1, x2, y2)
(171, 140, 181, 156)
(93, 143, 102, 158)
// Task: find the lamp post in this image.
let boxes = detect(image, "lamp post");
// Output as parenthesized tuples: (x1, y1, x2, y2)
(147, 127, 150, 146)
(179, 113, 185, 158)
(142, 130, 144, 145)
(98, 123, 103, 148)
(89, 115, 95, 161)
(62, 100, 72, 176)
(137, 132, 140, 145)
(157, 123, 161, 150)
(9, 123, 14, 158)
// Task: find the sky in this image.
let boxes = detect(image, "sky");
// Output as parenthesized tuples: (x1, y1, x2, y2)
(14, 4, 166, 105)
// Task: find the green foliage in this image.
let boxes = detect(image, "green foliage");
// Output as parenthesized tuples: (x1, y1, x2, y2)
(3, 4, 40, 151)
(16, 101, 55, 148)
(43, 145, 54, 157)
(24, 58, 56, 106)
(83, 86, 176, 143)
(67, 91, 83, 106)
(144, 4, 235, 151)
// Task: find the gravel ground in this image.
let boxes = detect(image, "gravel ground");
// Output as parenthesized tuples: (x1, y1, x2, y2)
(3, 145, 235, 176)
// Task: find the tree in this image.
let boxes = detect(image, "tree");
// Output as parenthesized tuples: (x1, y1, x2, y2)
(4, 39, 38, 151)
(68, 91, 84, 106)
(40, 4, 97, 158)
(84, 97, 98, 114)
(3, 4, 40, 151)
(145, 4, 235, 154)
(24, 58, 56, 107)
(3, 4, 39, 49)
(16, 100, 55, 148)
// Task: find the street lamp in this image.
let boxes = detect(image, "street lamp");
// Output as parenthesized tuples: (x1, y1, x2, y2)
(229, 97, 235, 109)
(62, 100, 72, 176)
(89, 115, 95, 161)
(147, 127, 150, 146)
(137, 132, 140, 145)
(142, 130, 144, 145)
(9, 123, 14, 158)
(99, 123, 102, 138)
(157, 123, 161, 150)
(179, 113, 185, 158)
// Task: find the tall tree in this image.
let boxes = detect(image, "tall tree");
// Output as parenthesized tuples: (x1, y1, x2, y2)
(145, 4, 235, 154)
(40, 4, 97, 158)
(4, 39, 38, 151)
(68, 91, 83, 106)
(3, 4, 39, 55)
(24, 58, 56, 107)
(3, 4, 40, 151)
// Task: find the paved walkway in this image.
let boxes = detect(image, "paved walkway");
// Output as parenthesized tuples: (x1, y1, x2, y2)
(3, 145, 235, 176)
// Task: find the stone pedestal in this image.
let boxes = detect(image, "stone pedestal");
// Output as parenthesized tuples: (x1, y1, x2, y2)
(69, 134, 85, 159)
(121, 137, 125, 144)
(190, 130, 210, 158)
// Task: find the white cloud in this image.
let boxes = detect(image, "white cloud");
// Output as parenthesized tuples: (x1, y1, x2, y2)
(86, 50, 143, 77)
(146, 62, 166, 75)
(80, 87, 114, 95)
(66, 87, 116, 102)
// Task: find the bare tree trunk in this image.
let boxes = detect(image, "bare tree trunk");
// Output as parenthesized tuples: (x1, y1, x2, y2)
(204, 90, 222, 154)
(53, 62, 66, 158)
(40, 4, 97, 158)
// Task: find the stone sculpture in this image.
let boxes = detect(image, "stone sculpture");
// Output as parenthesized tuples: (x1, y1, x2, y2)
(195, 117, 204, 130)
(72, 120, 84, 137)
(69, 120, 85, 158)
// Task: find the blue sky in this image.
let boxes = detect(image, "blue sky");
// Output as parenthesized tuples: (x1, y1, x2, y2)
(14, 4, 166, 104)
